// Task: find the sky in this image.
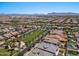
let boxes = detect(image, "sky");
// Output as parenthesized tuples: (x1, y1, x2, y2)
(0, 2, 79, 14)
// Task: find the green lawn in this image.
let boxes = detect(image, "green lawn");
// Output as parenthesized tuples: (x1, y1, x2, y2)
(0, 49, 18, 56)
(22, 28, 45, 45)
(67, 50, 77, 56)
(67, 39, 77, 49)
(67, 38, 77, 56)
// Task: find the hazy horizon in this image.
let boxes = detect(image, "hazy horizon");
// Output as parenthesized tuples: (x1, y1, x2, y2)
(0, 2, 79, 14)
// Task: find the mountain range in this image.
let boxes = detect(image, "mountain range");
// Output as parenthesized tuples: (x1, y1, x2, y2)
(47, 12, 79, 16)
(0, 12, 79, 16)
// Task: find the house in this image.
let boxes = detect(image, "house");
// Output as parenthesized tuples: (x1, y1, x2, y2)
(73, 32, 79, 41)
(2, 28, 9, 33)
(36, 42, 59, 55)
(3, 33, 12, 38)
(10, 31, 19, 37)
(44, 35, 59, 45)
(10, 41, 26, 51)
(0, 35, 4, 40)
(0, 35, 5, 45)
(27, 48, 55, 56)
